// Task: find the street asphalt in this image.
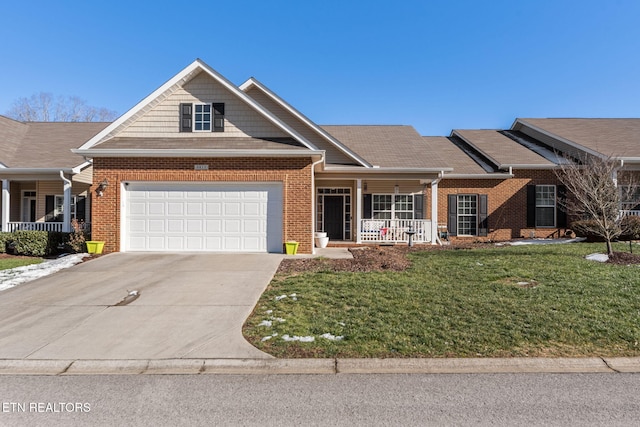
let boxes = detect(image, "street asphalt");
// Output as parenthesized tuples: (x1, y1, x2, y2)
(1, 250, 639, 375)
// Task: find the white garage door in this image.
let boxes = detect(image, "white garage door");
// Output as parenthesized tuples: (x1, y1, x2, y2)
(124, 182, 283, 252)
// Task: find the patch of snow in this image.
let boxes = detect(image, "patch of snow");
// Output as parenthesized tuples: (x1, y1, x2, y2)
(265, 309, 273, 314)
(0, 253, 89, 292)
(258, 320, 273, 327)
(516, 281, 530, 286)
(507, 237, 586, 246)
(282, 334, 315, 342)
(275, 295, 287, 301)
(586, 253, 609, 262)
(261, 336, 273, 342)
(320, 333, 344, 341)
(272, 317, 286, 323)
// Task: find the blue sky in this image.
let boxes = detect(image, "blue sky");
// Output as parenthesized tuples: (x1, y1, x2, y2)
(1, 0, 639, 135)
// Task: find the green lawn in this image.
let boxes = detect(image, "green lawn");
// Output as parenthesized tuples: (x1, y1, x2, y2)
(0, 256, 43, 271)
(243, 242, 640, 358)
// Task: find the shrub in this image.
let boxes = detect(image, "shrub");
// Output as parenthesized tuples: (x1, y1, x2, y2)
(11, 230, 50, 257)
(65, 219, 87, 253)
(570, 220, 604, 241)
(0, 232, 13, 254)
(621, 216, 640, 240)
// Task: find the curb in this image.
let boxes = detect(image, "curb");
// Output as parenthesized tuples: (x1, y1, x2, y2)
(1, 357, 639, 375)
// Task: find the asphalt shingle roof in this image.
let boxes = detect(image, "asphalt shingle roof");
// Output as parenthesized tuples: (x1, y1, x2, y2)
(453, 129, 554, 168)
(321, 125, 449, 169)
(518, 118, 640, 158)
(0, 117, 109, 168)
(421, 136, 490, 174)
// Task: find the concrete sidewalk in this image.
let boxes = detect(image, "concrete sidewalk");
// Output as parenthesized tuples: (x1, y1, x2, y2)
(1, 357, 639, 375)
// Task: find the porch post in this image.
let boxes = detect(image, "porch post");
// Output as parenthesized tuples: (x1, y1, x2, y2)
(1, 180, 9, 232)
(430, 178, 439, 244)
(60, 171, 72, 232)
(356, 179, 362, 243)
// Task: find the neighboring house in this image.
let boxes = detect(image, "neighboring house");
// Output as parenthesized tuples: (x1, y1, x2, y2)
(0, 116, 108, 233)
(2, 59, 639, 254)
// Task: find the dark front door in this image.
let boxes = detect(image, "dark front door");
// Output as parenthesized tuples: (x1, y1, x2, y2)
(324, 196, 344, 240)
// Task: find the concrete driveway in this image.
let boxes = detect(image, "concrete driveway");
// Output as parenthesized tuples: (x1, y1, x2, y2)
(0, 253, 283, 360)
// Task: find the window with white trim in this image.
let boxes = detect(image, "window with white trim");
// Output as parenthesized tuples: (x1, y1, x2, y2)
(194, 104, 211, 131)
(457, 195, 477, 235)
(535, 185, 556, 227)
(53, 195, 79, 220)
(180, 102, 225, 132)
(373, 194, 413, 219)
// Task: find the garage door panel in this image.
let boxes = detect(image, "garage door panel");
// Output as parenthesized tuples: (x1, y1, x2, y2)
(167, 219, 183, 232)
(186, 219, 202, 233)
(206, 219, 221, 232)
(148, 219, 165, 232)
(224, 202, 241, 216)
(224, 219, 241, 233)
(125, 183, 282, 252)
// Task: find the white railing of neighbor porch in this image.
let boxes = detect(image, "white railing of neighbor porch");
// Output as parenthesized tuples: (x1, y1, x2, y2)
(621, 210, 640, 217)
(360, 219, 432, 243)
(6, 222, 91, 233)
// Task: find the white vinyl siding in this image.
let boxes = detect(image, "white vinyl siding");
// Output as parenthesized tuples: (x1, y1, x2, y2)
(117, 72, 287, 139)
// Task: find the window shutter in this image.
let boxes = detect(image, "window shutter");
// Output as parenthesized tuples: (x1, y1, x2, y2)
(556, 185, 567, 228)
(526, 185, 536, 227)
(45, 195, 55, 222)
(363, 194, 372, 219)
(180, 103, 192, 132)
(213, 103, 225, 132)
(478, 194, 488, 236)
(413, 194, 424, 219)
(76, 196, 86, 222)
(447, 194, 457, 236)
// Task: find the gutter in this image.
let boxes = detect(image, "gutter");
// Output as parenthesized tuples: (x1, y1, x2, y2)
(0, 167, 75, 175)
(72, 148, 325, 160)
(321, 166, 453, 174)
(441, 173, 513, 179)
(498, 163, 558, 170)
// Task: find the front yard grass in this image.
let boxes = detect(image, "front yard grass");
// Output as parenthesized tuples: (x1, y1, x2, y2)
(243, 242, 640, 358)
(0, 255, 42, 271)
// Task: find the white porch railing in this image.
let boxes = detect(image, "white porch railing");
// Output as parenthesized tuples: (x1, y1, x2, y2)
(5, 222, 91, 233)
(360, 219, 432, 243)
(621, 210, 640, 217)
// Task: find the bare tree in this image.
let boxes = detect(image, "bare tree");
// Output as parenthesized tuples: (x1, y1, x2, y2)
(5, 92, 117, 122)
(555, 154, 639, 255)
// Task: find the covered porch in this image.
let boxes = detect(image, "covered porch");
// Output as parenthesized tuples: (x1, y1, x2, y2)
(313, 169, 446, 247)
(0, 168, 92, 233)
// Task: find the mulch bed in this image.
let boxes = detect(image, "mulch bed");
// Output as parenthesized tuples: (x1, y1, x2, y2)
(276, 244, 476, 274)
(608, 251, 640, 265)
(276, 243, 640, 275)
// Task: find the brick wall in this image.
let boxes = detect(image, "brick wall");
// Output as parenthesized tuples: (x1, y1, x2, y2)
(91, 157, 313, 253)
(437, 170, 568, 241)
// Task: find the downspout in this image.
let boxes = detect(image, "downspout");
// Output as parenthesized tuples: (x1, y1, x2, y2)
(1, 180, 9, 232)
(431, 172, 443, 245)
(59, 171, 72, 232)
(310, 156, 324, 254)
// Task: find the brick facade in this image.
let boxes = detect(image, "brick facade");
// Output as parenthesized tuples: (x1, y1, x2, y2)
(91, 157, 314, 254)
(436, 170, 569, 241)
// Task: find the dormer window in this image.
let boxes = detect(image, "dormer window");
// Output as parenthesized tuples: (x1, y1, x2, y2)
(180, 102, 225, 132)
